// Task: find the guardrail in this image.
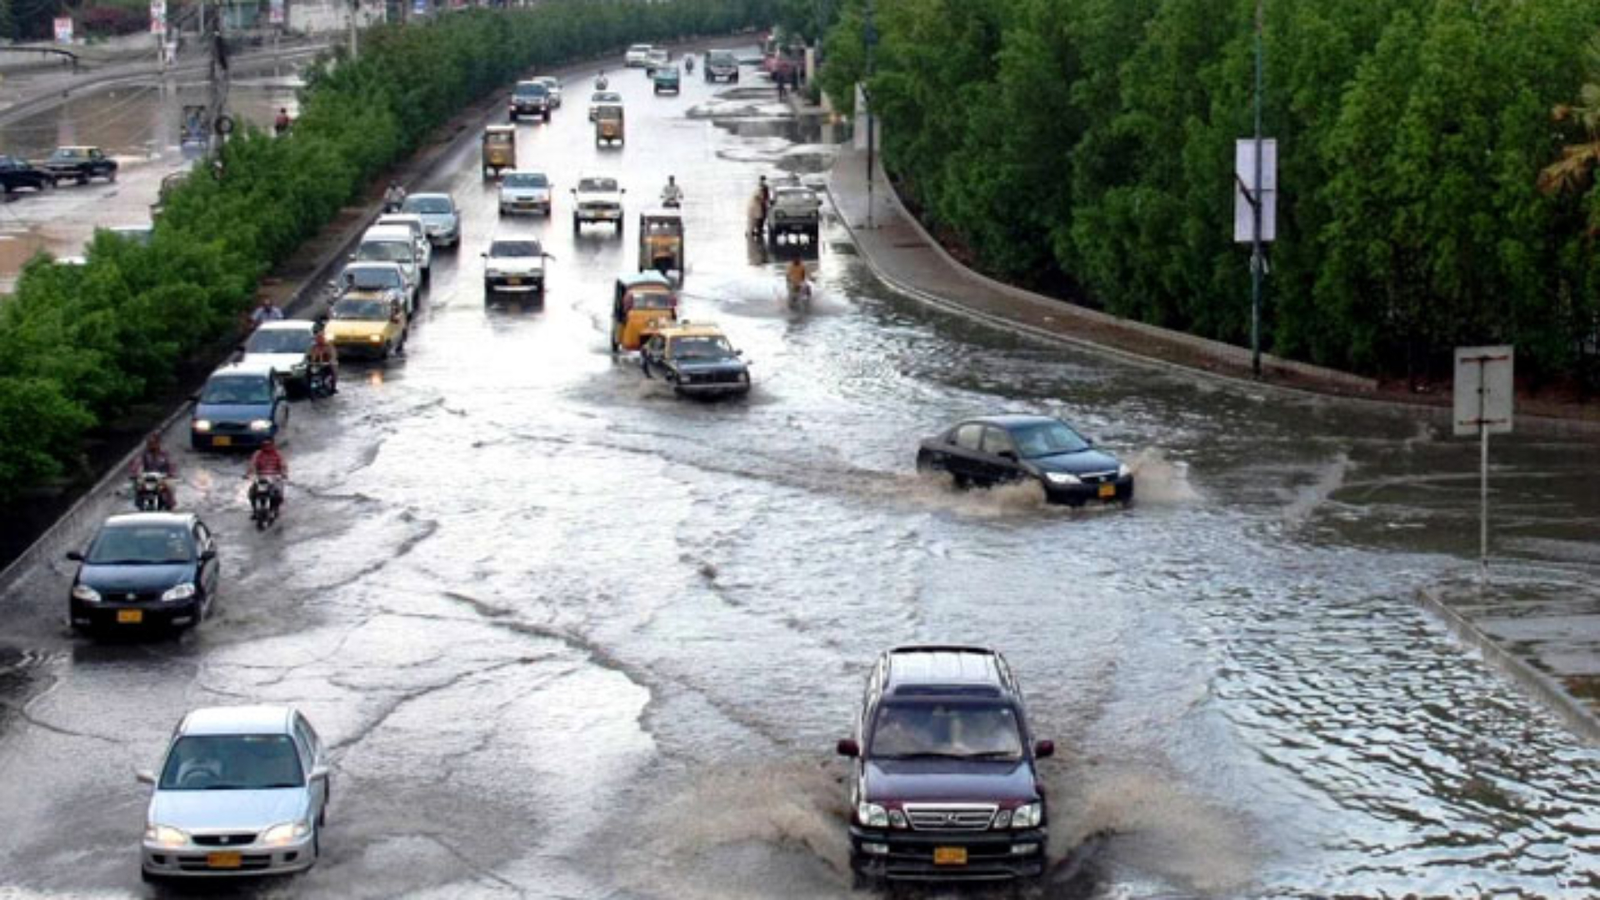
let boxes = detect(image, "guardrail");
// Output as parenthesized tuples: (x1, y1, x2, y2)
(0, 46, 80, 72)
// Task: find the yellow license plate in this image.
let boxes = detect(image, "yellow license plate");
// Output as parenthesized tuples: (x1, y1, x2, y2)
(207, 851, 242, 869)
(117, 609, 143, 624)
(212, 436, 232, 447)
(933, 847, 967, 866)
(506, 277, 522, 285)
(1098, 483, 1115, 498)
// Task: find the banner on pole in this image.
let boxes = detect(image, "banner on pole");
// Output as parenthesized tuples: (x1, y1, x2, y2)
(1453, 346, 1514, 436)
(1233, 139, 1277, 243)
(54, 17, 74, 43)
(150, 0, 167, 34)
(269, 0, 285, 24)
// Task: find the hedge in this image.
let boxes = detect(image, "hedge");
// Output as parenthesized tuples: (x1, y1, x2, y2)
(0, 0, 774, 502)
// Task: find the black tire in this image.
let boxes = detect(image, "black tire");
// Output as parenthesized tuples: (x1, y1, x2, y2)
(573, 215, 581, 234)
(380, 341, 391, 361)
(107, 170, 117, 183)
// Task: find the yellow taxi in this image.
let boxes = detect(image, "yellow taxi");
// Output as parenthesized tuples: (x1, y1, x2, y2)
(324, 277, 408, 361)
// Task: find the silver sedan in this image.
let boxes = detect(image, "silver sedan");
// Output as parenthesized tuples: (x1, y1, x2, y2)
(138, 705, 330, 882)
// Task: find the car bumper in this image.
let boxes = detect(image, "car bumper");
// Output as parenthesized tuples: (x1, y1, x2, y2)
(485, 277, 544, 293)
(331, 338, 391, 359)
(578, 209, 621, 221)
(500, 199, 550, 214)
(1042, 475, 1134, 506)
(848, 826, 1046, 882)
(425, 226, 459, 245)
(190, 429, 274, 450)
(71, 598, 201, 631)
(143, 833, 314, 878)
(673, 378, 750, 396)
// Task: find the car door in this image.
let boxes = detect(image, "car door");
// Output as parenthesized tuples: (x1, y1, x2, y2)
(192, 521, 218, 603)
(979, 426, 1023, 485)
(292, 713, 328, 819)
(272, 380, 290, 433)
(943, 422, 986, 481)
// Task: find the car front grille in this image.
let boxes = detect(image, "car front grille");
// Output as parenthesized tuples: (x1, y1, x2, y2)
(903, 803, 997, 832)
(107, 589, 163, 604)
(192, 833, 258, 847)
(1078, 469, 1119, 485)
(211, 421, 249, 434)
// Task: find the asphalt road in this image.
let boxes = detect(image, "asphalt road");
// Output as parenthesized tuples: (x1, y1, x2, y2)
(0, 46, 1598, 899)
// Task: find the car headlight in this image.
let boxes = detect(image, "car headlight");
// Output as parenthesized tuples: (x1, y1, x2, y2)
(1118, 463, 1132, 478)
(1044, 472, 1081, 485)
(249, 419, 273, 432)
(71, 584, 101, 603)
(161, 583, 195, 602)
(369, 334, 383, 343)
(145, 824, 188, 848)
(856, 802, 889, 828)
(486, 269, 504, 278)
(261, 821, 311, 846)
(1010, 801, 1043, 829)
(292, 361, 308, 374)
(192, 419, 212, 433)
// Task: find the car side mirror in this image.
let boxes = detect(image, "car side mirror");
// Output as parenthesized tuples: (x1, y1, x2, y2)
(998, 450, 1018, 462)
(66, 550, 84, 562)
(347, 253, 356, 261)
(309, 766, 330, 781)
(569, 188, 576, 194)
(836, 738, 860, 758)
(200, 548, 217, 562)
(620, 188, 627, 194)
(480, 252, 488, 258)
(1034, 740, 1055, 759)
(136, 769, 156, 785)
(1085, 437, 1095, 447)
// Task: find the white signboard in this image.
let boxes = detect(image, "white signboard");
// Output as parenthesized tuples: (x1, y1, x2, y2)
(54, 17, 74, 44)
(1234, 138, 1277, 243)
(1453, 345, 1514, 436)
(150, 0, 166, 34)
(269, 0, 285, 24)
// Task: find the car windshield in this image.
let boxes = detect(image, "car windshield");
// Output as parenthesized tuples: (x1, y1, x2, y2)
(245, 329, 312, 355)
(514, 83, 548, 97)
(52, 149, 84, 160)
(670, 336, 733, 360)
(579, 178, 618, 192)
(85, 524, 193, 565)
(870, 702, 1024, 760)
(356, 241, 412, 264)
(403, 196, 452, 215)
(709, 51, 734, 64)
(345, 267, 401, 290)
(200, 376, 271, 405)
(503, 173, 548, 188)
(490, 241, 541, 258)
(1011, 421, 1090, 458)
(332, 298, 392, 320)
(592, 92, 621, 103)
(159, 735, 304, 791)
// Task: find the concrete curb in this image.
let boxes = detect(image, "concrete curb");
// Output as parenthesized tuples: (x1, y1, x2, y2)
(1414, 586, 1600, 745)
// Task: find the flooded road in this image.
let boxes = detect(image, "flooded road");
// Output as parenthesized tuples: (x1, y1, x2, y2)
(1, 48, 1598, 899)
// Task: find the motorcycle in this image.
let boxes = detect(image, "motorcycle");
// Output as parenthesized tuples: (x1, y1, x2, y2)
(786, 279, 813, 310)
(247, 475, 283, 530)
(685, 55, 695, 74)
(661, 191, 683, 209)
(382, 187, 406, 214)
(307, 363, 336, 400)
(132, 472, 173, 511)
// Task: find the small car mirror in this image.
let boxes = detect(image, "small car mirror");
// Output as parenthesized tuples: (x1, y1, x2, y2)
(998, 450, 1018, 462)
(1034, 740, 1055, 759)
(347, 253, 356, 261)
(569, 188, 577, 194)
(200, 548, 217, 562)
(310, 766, 330, 781)
(1084, 437, 1096, 446)
(65, 550, 84, 562)
(836, 738, 860, 758)
(480, 252, 488, 258)
(135, 769, 156, 785)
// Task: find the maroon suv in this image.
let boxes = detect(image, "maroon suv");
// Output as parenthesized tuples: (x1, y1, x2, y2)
(836, 645, 1055, 886)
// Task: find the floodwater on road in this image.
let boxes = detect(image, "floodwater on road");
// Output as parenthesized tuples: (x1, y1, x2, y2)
(0, 46, 1597, 900)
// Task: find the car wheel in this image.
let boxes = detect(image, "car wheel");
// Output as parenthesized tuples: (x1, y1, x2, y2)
(572, 215, 581, 234)
(77, 174, 88, 185)
(915, 451, 935, 473)
(107, 170, 116, 183)
(380, 341, 391, 361)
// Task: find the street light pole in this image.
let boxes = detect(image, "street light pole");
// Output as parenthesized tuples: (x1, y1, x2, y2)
(1249, 0, 1264, 378)
(863, 0, 877, 229)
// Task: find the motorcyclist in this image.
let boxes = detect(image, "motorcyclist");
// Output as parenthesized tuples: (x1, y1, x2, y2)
(594, 69, 609, 90)
(684, 54, 694, 73)
(249, 297, 284, 327)
(130, 433, 176, 509)
(273, 107, 291, 136)
(383, 182, 406, 213)
(307, 331, 339, 395)
(660, 175, 683, 208)
(245, 438, 288, 513)
(785, 257, 810, 304)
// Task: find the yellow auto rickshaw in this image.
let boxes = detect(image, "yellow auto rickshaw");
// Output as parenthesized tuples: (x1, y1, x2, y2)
(481, 125, 516, 179)
(638, 210, 685, 284)
(611, 271, 677, 353)
(595, 104, 625, 147)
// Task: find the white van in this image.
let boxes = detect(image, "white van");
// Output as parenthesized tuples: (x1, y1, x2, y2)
(351, 226, 421, 311)
(374, 213, 433, 275)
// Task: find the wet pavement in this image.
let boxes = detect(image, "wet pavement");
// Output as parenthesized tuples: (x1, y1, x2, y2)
(1, 46, 1599, 900)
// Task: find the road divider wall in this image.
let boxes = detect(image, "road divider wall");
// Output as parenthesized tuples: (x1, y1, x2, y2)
(0, 0, 774, 503)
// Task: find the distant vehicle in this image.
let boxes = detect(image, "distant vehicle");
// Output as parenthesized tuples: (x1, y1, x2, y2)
(481, 124, 516, 179)
(766, 184, 822, 243)
(625, 43, 655, 67)
(332, 261, 411, 317)
(0, 154, 55, 192)
(836, 645, 1055, 887)
(644, 48, 670, 73)
(240, 320, 318, 395)
(498, 170, 553, 217)
(66, 512, 219, 634)
(482, 237, 548, 299)
(45, 145, 117, 184)
(916, 414, 1134, 506)
(652, 65, 681, 95)
(325, 275, 408, 360)
(641, 322, 750, 397)
(572, 175, 625, 233)
(509, 80, 551, 122)
(594, 102, 625, 146)
(352, 227, 423, 304)
(137, 705, 329, 882)
(373, 213, 432, 276)
(705, 48, 739, 83)
(638, 209, 684, 282)
(399, 192, 461, 248)
(589, 90, 623, 121)
(533, 75, 563, 108)
(191, 363, 289, 451)
(611, 271, 677, 353)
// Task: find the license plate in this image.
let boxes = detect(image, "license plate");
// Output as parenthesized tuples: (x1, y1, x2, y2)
(117, 609, 143, 624)
(506, 277, 522, 285)
(1098, 483, 1115, 498)
(212, 436, 232, 447)
(933, 846, 967, 866)
(206, 851, 242, 869)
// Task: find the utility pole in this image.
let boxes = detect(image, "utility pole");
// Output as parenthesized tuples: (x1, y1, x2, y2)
(1249, 0, 1264, 378)
(203, 0, 231, 165)
(348, 0, 359, 60)
(863, 0, 877, 229)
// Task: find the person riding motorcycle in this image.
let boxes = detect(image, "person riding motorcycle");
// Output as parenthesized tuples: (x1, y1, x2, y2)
(307, 331, 339, 395)
(785, 257, 811, 305)
(130, 433, 176, 509)
(383, 182, 406, 213)
(660, 175, 683, 208)
(684, 54, 694, 73)
(594, 69, 609, 90)
(246, 438, 288, 514)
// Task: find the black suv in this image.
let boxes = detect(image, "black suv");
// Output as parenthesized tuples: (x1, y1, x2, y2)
(705, 48, 739, 83)
(509, 81, 551, 122)
(0, 155, 56, 193)
(44, 146, 118, 184)
(836, 645, 1054, 886)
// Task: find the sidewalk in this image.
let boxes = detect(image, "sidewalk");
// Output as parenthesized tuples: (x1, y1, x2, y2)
(826, 138, 1600, 743)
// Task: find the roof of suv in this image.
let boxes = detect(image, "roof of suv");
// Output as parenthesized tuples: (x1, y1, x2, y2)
(883, 645, 1012, 698)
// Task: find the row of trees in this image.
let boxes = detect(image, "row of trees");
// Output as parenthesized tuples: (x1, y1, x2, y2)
(0, 0, 775, 500)
(817, 0, 1600, 387)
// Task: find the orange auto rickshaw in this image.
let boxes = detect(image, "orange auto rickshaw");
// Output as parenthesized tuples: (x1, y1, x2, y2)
(611, 271, 677, 353)
(638, 209, 685, 284)
(594, 103, 625, 147)
(481, 125, 516, 179)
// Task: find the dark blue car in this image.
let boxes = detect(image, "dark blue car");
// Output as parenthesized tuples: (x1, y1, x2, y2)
(67, 513, 219, 634)
(190, 362, 289, 451)
(916, 414, 1133, 506)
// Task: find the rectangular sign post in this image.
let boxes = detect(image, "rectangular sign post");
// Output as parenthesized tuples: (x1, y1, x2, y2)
(54, 17, 74, 44)
(1453, 345, 1514, 581)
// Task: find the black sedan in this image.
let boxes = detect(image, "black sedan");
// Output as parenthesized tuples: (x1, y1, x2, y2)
(916, 414, 1134, 506)
(67, 513, 219, 634)
(0, 155, 55, 193)
(44, 145, 117, 185)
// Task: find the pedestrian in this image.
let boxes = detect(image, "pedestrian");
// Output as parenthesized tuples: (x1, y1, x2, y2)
(273, 107, 291, 136)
